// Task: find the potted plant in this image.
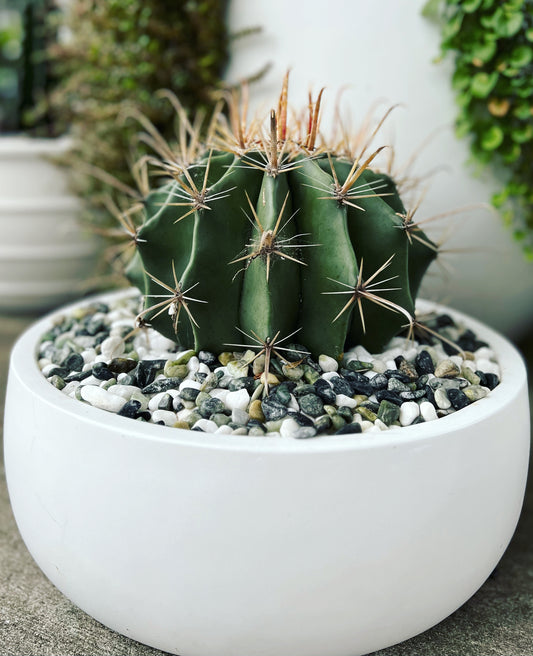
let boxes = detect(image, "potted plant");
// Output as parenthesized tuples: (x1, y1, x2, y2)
(4, 78, 530, 656)
(0, 0, 99, 312)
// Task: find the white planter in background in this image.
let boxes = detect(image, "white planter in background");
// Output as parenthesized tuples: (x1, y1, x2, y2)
(4, 290, 530, 656)
(226, 0, 533, 339)
(0, 135, 99, 313)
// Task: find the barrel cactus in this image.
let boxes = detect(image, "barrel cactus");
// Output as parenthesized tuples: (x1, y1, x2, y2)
(126, 77, 437, 359)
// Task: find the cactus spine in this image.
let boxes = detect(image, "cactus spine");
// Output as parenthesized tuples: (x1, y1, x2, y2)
(129, 78, 437, 358)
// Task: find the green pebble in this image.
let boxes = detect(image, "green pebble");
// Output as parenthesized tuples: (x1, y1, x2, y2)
(323, 404, 337, 417)
(211, 413, 231, 427)
(265, 419, 284, 432)
(131, 390, 149, 411)
(337, 406, 353, 422)
(331, 415, 346, 431)
(282, 364, 304, 380)
(175, 349, 196, 365)
(303, 365, 320, 384)
(100, 378, 117, 390)
(195, 391, 211, 408)
(314, 415, 332, 434)
(345, 360, 373, 373)
(49, 374, 65, 390)
(164, 360, 189, 378)
(187, 410, 202, 425)
(377, 400, 400, 426)
(461, 366, 481, 386)
(358, 406, 378, 423)
(227, 360, 249, 378)
(463, 385, 489, 402)
(248, 427, 266, 436)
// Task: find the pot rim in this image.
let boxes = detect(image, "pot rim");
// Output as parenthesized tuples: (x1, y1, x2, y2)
(8, 288, 528, 454)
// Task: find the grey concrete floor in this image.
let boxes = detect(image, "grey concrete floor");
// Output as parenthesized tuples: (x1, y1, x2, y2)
(1, 313, 532, 656)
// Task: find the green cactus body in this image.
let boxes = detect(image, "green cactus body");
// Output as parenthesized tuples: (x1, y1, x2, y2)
(127, 86, 438, 358)
(239, 172, 300, 342)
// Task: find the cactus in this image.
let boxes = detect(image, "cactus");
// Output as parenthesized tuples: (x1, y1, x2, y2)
(126, 77, 438, 359)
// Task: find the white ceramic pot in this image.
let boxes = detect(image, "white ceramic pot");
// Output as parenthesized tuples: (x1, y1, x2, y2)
(226, 0, 533, 338)
(4, 291, 530, 656)
(0, 135, 99, 312)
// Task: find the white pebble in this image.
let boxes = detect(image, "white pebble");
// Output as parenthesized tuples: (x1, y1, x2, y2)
(107, 384, 138, 399)
(192, 418, 217, 433)
(215, 425, 233, 435)
(372, 360, 387, 373)
(187, 356, 200, 373)
(354, 345, 373, 361)
(42, 363, 59, 376)
(179, 379, 202, 392)
(225, 388, 250, 411)
(320, 372, 337, 382)
(38, 358, 51, 369)
(100, 335, 125, 359)
(151, 410, 177, 426)
(177, 408, 195, 423)
(475, 346, 495, 360)
(280, 417, 300, 438)
(231, 408, 249, 426)
(80, 385, 126, 413)
(79, 375, 102, 386)
(210, 388, 229, 404)
(476, 358, 500, 377)
(420, 401, 438, 421)
(335, 394, 358, 409)
(403, 347, 418, 361)
(288, 394, 299, 412)
(148, 391, 174, 411)
(449, 355, 463, 368)
(374, 418, 389, 431)
(319, 354, 338, 372)
(81, 349, 96, 364)
(198, 363, 211, 375)
(434, 387, 451, 410)
(385, 359, 397, 370)
(360, 420, 375, 432)
(63, 381, 80, 396)
(400, 401, 420, 427)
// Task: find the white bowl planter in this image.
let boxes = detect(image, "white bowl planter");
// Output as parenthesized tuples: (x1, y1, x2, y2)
(0, 135, 99, 312)
(4, 291, 530, 656)
(226, 0, 533, 339)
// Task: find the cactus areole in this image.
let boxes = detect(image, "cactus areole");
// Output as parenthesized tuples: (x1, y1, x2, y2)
(127, 77, 437, 359)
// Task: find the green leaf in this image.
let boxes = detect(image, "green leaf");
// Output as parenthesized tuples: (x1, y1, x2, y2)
(481, 124, 505, 150)
(509, 45, 533, 68)
(470, 39, 497, 63)
(471, 71, 499, 97)
(514, 103, 532, 120)
(511, 123, 533, 143)
(463, 0, 483, 11)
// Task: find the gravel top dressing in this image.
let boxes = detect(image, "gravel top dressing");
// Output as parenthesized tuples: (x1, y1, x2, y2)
(37, 293, 501, 438)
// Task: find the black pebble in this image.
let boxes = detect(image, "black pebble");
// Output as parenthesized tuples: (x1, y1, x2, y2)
(375, 390, 403, 406)
(118, 400, 142, 418)
(261, 396, 288, 421)
(415, 350, 434, 375)
(314, 378, 337, 404)
(92, 362, 115, 380)
(335, 423, 362, 435)
(447, 388, 470, 410)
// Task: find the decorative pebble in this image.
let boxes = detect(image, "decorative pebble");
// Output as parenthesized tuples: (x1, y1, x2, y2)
(399, 401, 420, 427)
(318, 354, 338, 372)
(80, 385, 126, 413)
(39, 293, 501, 438)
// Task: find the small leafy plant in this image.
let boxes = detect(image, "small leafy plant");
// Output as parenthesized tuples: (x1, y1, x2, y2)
(47, 0, 232, 215)
(113, 76, 438, 359)
(424, 0, 533, 258)
(0, 0, 58, 135)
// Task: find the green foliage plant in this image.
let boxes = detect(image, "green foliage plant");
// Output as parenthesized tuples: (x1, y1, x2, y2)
(424, 0, 533, 259)
(116, 76, 438, 359)
(48, 0, 231, 216)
